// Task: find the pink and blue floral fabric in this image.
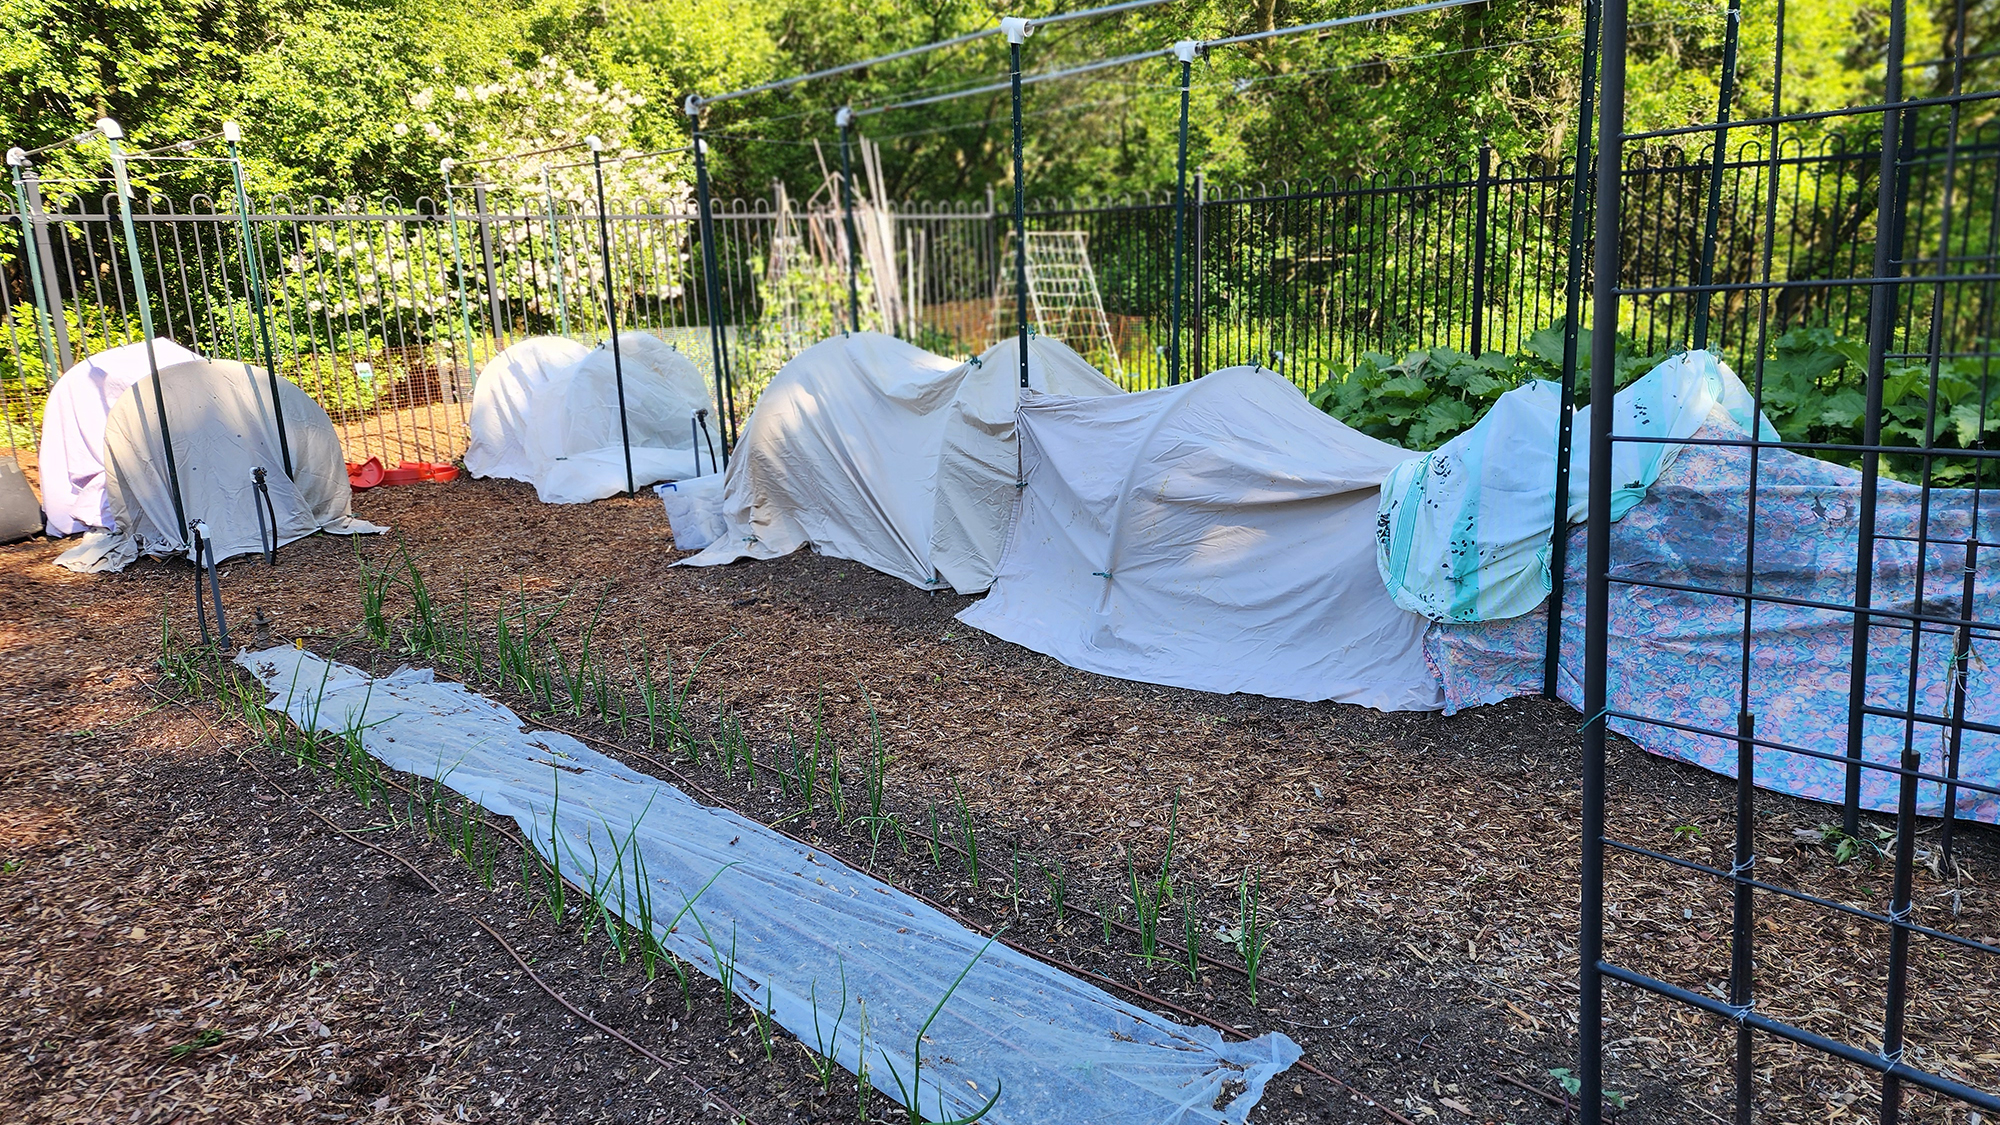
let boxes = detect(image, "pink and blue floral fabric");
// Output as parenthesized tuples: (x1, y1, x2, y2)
(1429, 421, 2000, 826)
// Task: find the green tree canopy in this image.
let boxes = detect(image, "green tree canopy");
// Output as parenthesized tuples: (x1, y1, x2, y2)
(0, 0, 1980, 205)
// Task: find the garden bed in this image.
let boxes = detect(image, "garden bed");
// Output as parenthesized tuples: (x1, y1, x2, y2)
(2, 472, 1994, 1123)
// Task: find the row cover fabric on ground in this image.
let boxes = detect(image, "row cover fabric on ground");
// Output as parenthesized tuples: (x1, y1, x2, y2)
(55, 358, 383, 572)
(235, 648, 1301, 1125)
(682, 332, 1120, 593)
(1428, 415, 2000, 825)
(959, 367, 1442, 711)
(466, 332, 716, 504)
(38, 338, 202, 536)
(1377, 350, 1775, 623)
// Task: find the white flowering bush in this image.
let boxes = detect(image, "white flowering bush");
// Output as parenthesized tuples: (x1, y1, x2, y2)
(246, 57, 699, 377)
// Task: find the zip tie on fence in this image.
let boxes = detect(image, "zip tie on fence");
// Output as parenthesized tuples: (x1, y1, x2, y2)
(1093, 571, 1113, 579)
(1887, 903, 1915, 926)
(1728, 854, 1757, 878)
(1729, 997, 1757, 1026)
(1577, 706, 1610, 731)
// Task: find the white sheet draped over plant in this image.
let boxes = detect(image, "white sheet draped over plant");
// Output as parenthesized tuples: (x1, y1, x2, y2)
(234, 647, 1301, 1125)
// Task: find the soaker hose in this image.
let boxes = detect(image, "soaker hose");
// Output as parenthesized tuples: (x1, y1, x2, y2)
(697, 408, 718, 476)
(252, 467, 277, 566)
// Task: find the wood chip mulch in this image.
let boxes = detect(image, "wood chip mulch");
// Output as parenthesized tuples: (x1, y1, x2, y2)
(2, 470, 1994, 1124)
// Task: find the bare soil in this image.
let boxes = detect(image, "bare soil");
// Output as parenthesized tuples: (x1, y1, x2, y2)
(2, 472, 1994, 1124)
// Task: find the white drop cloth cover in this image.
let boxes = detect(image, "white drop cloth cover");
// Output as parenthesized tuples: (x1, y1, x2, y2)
(464, 335, 592, 482)
(683, 332, 1120, 592)
(235, 648, 1301, 1125)
(959, 367, 1442, 710)
(1376, 350, 1775, 623)
(657, 472, 725, 550)
(467, 332, 717, 504)
(37, 338, 202, 535)
(55, 359, 384, 572)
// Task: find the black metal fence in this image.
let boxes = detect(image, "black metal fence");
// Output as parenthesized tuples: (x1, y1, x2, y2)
(1, 122, 1988, 469)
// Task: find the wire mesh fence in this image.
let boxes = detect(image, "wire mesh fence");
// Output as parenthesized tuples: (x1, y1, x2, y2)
(1576, 0, 2000, 1118)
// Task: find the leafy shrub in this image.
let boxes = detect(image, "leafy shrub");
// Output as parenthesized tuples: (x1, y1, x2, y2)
(1307, 346, 1519, 450)
(0, 302, 149, 442)
(1308, 320, 2000, 483)
(1757, 326, 1999, 485)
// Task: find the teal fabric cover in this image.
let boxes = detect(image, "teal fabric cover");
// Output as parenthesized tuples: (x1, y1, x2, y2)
(1375, 350, 1774, 623)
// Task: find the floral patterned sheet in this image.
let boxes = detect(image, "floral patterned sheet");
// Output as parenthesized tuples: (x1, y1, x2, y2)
(1429, 420, 2000, 825)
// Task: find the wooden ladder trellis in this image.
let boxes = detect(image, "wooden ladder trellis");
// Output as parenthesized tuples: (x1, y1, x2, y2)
(992, 230, 1122, 379)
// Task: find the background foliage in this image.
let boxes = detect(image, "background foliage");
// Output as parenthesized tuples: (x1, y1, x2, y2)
(1307, 325, 2000, 485)
(1, 1, 1969, 206)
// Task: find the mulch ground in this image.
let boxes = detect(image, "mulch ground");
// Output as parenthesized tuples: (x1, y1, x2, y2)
(2, 472, 1994, 1124)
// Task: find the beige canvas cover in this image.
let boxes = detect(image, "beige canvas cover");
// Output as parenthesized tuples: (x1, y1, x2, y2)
(682, 331, 1119, 592)
(56, 358, 383, 572)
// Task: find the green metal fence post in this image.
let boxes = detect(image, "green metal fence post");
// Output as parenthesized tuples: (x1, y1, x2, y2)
(223, 121, 293, 479)
(1169, 40, 1198, 385)
(101, 119, 189, 541)
(5, 155, 60, 378)
(440, 161, 480, 391)
(1004, 16, 1035, 391)
(543, 166, 571, 338)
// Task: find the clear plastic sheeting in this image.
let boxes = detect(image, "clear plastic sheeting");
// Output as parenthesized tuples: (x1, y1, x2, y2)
(657, 472, 726, 551)
(234, 648, 1301, 1125)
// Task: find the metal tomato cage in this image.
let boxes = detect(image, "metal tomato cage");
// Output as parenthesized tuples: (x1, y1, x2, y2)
(1577, 0, 2000, 1120)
